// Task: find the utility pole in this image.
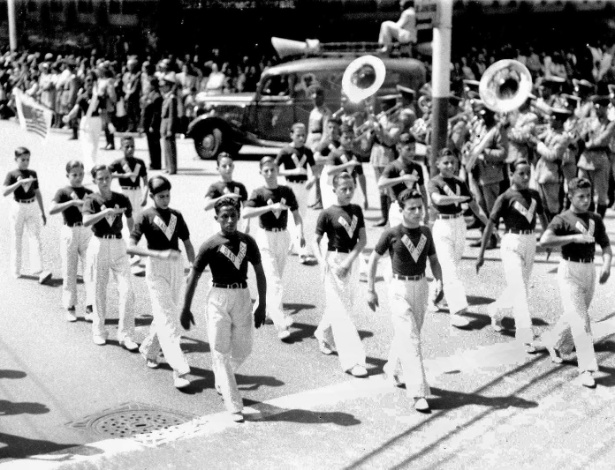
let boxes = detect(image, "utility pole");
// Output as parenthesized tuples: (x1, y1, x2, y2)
(7, 0, 17, 51)
(429, 0, 452, 175)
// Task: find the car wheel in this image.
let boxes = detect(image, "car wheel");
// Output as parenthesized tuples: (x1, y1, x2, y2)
(195, 127, 223, 159)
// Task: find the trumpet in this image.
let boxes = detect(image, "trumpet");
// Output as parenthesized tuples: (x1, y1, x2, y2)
(353, 103, 402, 137)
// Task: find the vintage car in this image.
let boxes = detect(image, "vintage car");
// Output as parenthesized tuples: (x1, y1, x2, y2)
(187, 55, 426, 159)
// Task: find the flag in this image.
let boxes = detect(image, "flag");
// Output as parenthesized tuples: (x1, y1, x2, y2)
(12, 88, 53, 139)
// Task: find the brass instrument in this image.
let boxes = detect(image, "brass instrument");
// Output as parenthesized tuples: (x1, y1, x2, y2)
(448, 110, 472, 125)
(341, 55, 386, 104)
(479, 59, 533, 113)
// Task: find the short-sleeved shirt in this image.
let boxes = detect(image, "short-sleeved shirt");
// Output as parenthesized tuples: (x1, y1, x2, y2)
(245, 185, 298, 230)
(382, 159, 425, 200)
(489, 188, 543, 231)
(4, 169, 39, 201)
(549, 210, 610, 261)
(315, 204, 365, 252)
(76, 93, 101, 117)
(205, 180, 248, 203)
(82, 192, 132, 238)
(276, 145, 316, 183)
(53, 185, 93, 225)
(193, 231, 261, 284)
(374, 224, 436, 276)
(131, 207, 189, 251)
(109, 157, 147, 189)
(316, 138, 341, 159)
(330, 148, 364, 177)
(428, 175, 473, 215)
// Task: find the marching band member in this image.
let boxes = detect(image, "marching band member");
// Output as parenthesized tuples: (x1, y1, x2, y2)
(506, 97, 539, 164)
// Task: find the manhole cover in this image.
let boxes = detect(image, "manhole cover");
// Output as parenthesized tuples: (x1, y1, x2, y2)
(67, 402, 196, 438)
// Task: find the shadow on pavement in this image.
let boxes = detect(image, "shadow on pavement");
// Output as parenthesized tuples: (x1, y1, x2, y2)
(254, 406, 361, 426)
(428, 386, 538, 411)
(0, 433, 92, 461)
(181, 335, 211, 354)
(0, 400, 49, 416)
(0, 370, 26, 379)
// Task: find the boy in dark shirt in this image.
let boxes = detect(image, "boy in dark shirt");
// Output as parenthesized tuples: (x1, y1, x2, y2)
(82, 164, 137, 350)
(2, 146, 52, 283)
(366, 189, 443, 413)
(50, 160, 94, 321)
(539, 177, 612, 388)
(312, 172, 368, 377)
(180, 197, 266, 422)
(328, 125, 369, 209)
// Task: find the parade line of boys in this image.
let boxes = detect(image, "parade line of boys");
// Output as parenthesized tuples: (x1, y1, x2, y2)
(3, 128, 611, 422)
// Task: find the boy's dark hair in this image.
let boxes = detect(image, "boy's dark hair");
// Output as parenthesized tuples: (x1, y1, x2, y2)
(148, 175, 171, 195)
(259, 156, 277, 169)
(15, 147, 30, 158)
(397, 132, 416, 147)
(568, 177, 592, 197)
(508, 159, 530, 174)
(291, 122, 306, 133)
(400, 0, 415, 9)
(397, 188, 422, 207)
(121, 135, 135, 145)
(216, 152, 233, 166)
(340, 124, 354, 136)
(333, 171, 355, 188)
(214, 196, 240, 215)
(327, 116, 342, 126)
(65, 160, 84, 173)
(436, 148, 456, 161)
(91, 164, 110, 179)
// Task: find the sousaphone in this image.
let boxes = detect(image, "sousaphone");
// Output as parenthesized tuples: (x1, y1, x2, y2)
(479, 59, 533, 113)
(341, 55, 386, 104)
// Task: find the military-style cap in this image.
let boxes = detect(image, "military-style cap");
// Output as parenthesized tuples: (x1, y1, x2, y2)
(562, 93, 581, 107)
(463, 79, 480, 92)
(396, 84, 416, 101)
(591, 95, 611, 106)
(551, 107, 572, 120)
(379, 94, 398, 108)
(573, 79, 594, 93)
(448, 94, 462, 106)
(541, 76, 566, 88)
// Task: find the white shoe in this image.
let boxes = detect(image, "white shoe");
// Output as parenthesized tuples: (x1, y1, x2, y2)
(580, 371, 596, 388)
(93, 335, 106, 346)
(414, 397, 430, 412)
(66, 309, 77, 322)
(120, 338, 139, 352)
(383, 367, 403, 387)
(173, 372, 191, 389)
(487, 303, 503, 332)
(349, 365, 368, 378)
(547, 346, 563, 364)
(278, 329, 291, 341)
(314, 333, 334, 355)
(450, 313, 470, 329)
(38, 271, 52, 285)
(229, 411, 244, 423)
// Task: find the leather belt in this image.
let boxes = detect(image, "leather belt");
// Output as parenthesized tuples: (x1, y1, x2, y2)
(121, 186, 139, 190)
(212, 282, 247, 289)
(263, 227, 286, 232)
(97, 234, 121, 239)
(563, 256, 593, 264)
(437, 213, 463, 220)
(16, 198, 35, 204)
(506, 229, 534, 235)
(65, 222, 84, 227)
(329, 248, 351, 254)
(392, 273, 425, 281)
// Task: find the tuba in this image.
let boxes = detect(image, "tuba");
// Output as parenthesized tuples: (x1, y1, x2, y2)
(479, 59, 533, 114)
(341, 55, 386, 104)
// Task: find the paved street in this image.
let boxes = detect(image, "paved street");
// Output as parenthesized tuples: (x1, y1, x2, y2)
(1, 120, 615, 469)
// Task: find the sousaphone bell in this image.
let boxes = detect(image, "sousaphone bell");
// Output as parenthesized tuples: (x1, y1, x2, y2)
(342, 55, 386, 104)
(479, 59, 533, 113)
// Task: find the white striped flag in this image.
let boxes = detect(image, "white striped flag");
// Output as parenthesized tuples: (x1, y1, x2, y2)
(12, 88, 53, 140)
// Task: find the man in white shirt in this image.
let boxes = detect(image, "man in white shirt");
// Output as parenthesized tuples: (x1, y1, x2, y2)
(379, 1, 417, 54)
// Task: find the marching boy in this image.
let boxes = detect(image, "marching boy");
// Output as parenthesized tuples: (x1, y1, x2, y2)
(312, 172, 368, 377)
(50, 160, 94, 321)
(82, 164, 138, 350)
(276, 122, 317, 263)
(243, 157, 305, 341)
(180, 197, 267, 422)
(366, 189, 443, 413)
(539, 177, 612, 388)
(128, 176, 195, 390)
(3, 147, 52, 284)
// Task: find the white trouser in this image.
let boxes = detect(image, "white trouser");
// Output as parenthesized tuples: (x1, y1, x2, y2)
(207, 287, 253, 413)
(320, 167, 336, 209)
(80, 116, 102, 168)
(120, 187, 143, 241)
(140, 256, 190, 375)
(87, 237, 135, 340)
(286, 180, 310, 257)
(492, 233, 536, 343)
(432, 216, 468, 314)
(315, 251, 366, 371)
(388, 200, 402, 228)
(386, 277, 430, 398)
(379, 21, 416, 45)
(10, 201, 44, 276)
(255, 227, 291, 332)
(60, 224, 93, 309)
(545, 260, 598, 372)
